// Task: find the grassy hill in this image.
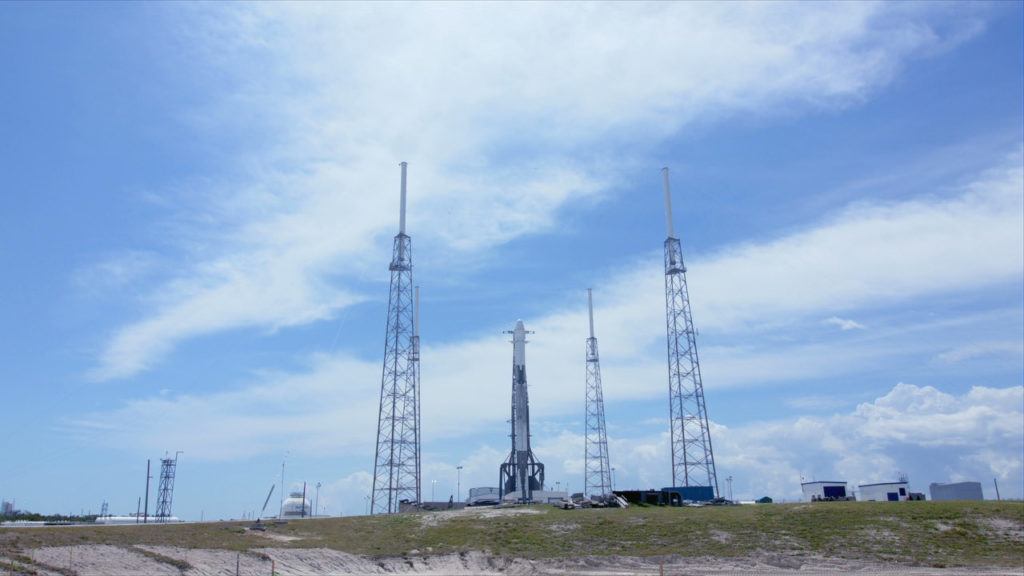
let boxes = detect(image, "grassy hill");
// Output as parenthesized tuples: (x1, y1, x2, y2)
(2, 501, 1022, 570)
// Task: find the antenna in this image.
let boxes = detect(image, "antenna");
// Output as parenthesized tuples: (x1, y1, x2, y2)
(399, 161, 408, 235)
(662, 167, 675, 239)
(587, 288, 595, 339)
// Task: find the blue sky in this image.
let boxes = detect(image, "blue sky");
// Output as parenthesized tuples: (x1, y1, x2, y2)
(1, 2, 1021, 519)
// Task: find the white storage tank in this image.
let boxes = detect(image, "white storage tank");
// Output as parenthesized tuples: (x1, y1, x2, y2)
(281, 491, 312, 517)
(858, 481, 909, 502)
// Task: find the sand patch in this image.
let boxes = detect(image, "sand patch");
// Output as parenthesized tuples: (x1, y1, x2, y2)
(10, 544, 1024, 575)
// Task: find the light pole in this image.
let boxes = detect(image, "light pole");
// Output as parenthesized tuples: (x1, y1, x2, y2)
(280, 451, 289, 518)
(315, 482, 321, 517)
(457, 466, 463, 503)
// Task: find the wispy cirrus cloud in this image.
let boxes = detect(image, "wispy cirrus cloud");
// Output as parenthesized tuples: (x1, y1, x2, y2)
(85, 2, 987, 382)
(74, 149, 1023, 481)
(691, 155, 1023, 332)
(937, 341, 1024, 363)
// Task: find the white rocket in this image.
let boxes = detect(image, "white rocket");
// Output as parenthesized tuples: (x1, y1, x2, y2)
(499, 319, 545, 502)
(512, 320, 529, 455)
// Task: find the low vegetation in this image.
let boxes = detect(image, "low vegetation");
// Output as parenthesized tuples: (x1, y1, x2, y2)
(1, 501, 1021, 569)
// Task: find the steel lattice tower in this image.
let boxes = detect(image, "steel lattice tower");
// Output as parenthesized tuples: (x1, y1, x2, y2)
(371, 162, 421, 514)
(584, 289, 613, 498)
(154, 452, 180, 521)
(662, 167, 718, 495)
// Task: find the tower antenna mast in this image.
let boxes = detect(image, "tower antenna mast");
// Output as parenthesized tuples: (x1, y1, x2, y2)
(662, 167, 718, 496)
(584, 289, 613, 499)
(371, 162, 421, 514)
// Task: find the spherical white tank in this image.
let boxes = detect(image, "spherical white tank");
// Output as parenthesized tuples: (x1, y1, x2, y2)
(281, 491, 312, 517)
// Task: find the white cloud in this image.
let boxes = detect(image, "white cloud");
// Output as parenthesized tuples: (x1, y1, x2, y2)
(937, 341, 1024, 363)
(691, 156, 1024, 332)
(713, 383, 1023, 501)
(826, 316, 866, 331)
(72, 353, 382, 459)
(88, 255, 364, 381)
(74, 149, 1024, 474)
(84, 2, 983, 380)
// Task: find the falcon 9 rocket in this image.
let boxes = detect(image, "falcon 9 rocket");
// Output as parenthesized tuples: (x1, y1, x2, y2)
(499, 319, 545, 503)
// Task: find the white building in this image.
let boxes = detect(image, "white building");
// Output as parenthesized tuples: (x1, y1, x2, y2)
(801, 481, 851, 501)
(930, 482, 983, 501)
(858, 481, 910, 502)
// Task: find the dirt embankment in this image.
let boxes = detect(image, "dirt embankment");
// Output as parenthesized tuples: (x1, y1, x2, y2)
(4, 546, 1023, 576)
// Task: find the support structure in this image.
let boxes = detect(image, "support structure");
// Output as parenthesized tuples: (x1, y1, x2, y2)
(662, 167, 718, 496)
(371, 162, 421, 514)
(499, 320, 544, 503)
(155, 452, 181, 521)
(412, 286, 422, 508)
(584, 289, 613, 498)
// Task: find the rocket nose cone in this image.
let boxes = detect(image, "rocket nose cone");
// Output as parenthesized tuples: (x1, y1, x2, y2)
(516, 319, 524, 329)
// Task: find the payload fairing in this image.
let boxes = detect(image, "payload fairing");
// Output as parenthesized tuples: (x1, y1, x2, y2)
(499, 319, 545, 503)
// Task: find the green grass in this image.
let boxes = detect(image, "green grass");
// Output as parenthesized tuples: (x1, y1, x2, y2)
(1, 501, 1021, 568)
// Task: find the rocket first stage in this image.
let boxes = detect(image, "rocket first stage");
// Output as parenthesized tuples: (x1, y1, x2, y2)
(499, 319, 545, 503)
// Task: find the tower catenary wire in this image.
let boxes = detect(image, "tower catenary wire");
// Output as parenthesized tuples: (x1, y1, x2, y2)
(371, 162, 421, 514)
(662, 167, 718, 495)
(584, 289, 613, 498)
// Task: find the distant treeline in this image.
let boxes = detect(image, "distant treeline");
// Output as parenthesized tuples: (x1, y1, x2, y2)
(2, 511, 99, 523)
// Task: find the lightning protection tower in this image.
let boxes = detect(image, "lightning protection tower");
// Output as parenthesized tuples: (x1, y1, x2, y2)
(155, 452, 181, 522)
(661, 167, 718, 496)
(584, 289, 613, 498)
(372, 162, 421, 514)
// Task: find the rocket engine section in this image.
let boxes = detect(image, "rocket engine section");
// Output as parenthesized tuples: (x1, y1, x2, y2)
(499, 320, 545, 503)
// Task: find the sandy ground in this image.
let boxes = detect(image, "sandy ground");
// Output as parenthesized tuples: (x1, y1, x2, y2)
(5, 546, 1022, 576)
(3, 509, 1019, 575)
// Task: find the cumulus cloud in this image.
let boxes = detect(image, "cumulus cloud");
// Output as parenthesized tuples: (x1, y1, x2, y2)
(712, 383, 1023, 501)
